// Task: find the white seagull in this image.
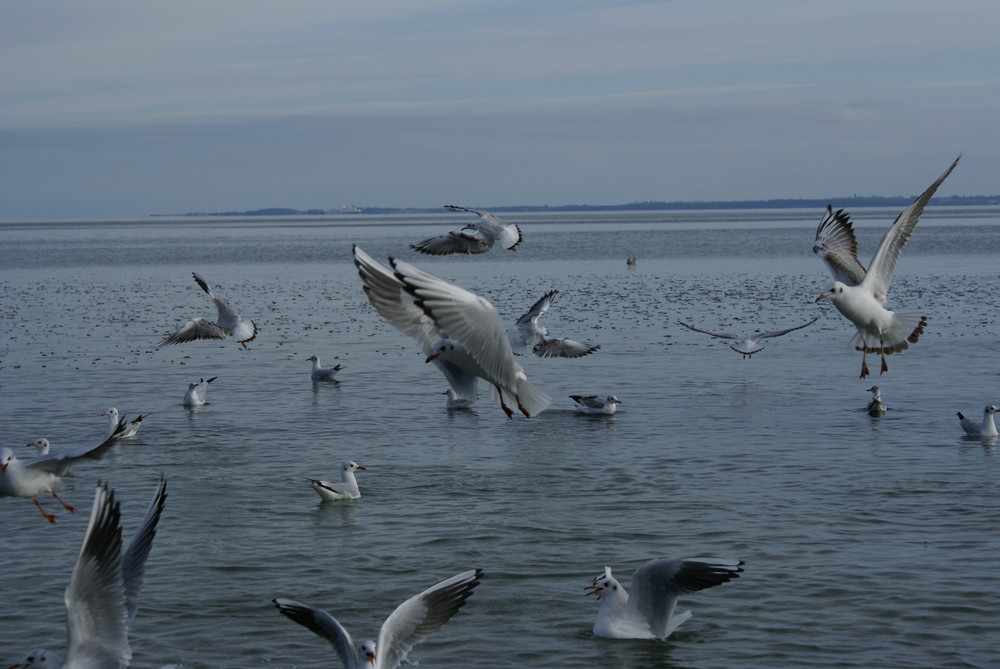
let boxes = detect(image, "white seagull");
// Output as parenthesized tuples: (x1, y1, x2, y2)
(1, 419, 127, 523)
(585, 557, 744, 640)
(274, 568, 483, 669)
(866, 385, 887, 416)
(570, 394, 622, 415)
(509, 290, 601, 359)
(101, 407, 145, 439)
(182, 377, 217, 407)
(677, 317, 817, 359)
(11, 478, 167, 669)
(354, 245, 550, 418)
(158, 272, 258, 349)
(956, 405, 998, 438)
(307, 355, 344, 381)
(27, 439, 51, 455)
(410, 205, 523, 255)
(814, 155, 961, 378)
(306, 461, 366, 501)
(443, 389, 476, 409)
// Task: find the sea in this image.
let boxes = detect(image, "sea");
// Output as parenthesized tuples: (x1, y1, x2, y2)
(1, 207, 998, 668)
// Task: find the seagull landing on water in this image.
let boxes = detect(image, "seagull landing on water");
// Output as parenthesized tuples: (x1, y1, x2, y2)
(866, 386, 887, 416)
(814, 155, 961, 378)
(956, 405, 998, 438)
(306, 461, 366, 501)
(570, 394, 622, 415)
(509, 290, 600, 359)
(273, 568, 482, 669)
(159, 272, 258, 349)
(585, 556, 744, 640)
(677, 317, 817, 358)
(410, 205, 523, 255)
(1, 419, 128, 523)
(353, 245, 550, 418)
(11, 478, 167, 669)
(307, 355, 344, 381)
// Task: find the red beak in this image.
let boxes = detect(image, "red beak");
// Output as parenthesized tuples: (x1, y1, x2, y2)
(425, 353, 439, 363)
(584, 585, 603, 596)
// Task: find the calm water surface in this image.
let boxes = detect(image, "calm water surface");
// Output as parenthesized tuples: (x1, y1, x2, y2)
(2, 209, 998, 668)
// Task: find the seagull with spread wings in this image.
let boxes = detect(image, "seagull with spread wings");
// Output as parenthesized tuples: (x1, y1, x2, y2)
(510, 289, 600, 359)
(677, 317, 817, 358)
(410, 205, 522, 255)
(158, 272, 258, 349)
(814, 155, 960, 378)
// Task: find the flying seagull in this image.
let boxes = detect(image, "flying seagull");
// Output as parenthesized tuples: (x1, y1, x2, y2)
(510, 290, 600, 359)
(410, 205, 522, 255)
(677, 317, 818, 358)
(159, 272, 258, 349)
(814, 155, 960, 378)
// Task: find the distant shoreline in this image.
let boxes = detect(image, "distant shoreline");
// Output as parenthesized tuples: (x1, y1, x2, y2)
(151, 194, 1000, 218)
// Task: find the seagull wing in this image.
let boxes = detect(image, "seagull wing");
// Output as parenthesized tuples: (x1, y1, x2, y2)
(64, 482, 130, 669)
(375, 569, 483, 669)
(757, 317, 819, 339)
(625, 557, 744, 639)
(516, 290, 558, 326)
(27, 419, 127, 475)
(863, 154, 961, 300)
(676, 321, 740, 340)
(273, 598, 360, 669)
(121, 477, 167, 628)
(410, 229, 491, 255)
(192, 272, 242, 325)
(813, 206, 868, 287)
(391, 257, 520, 390)
(532, 338, 600, 358)
(569, 395, 604, 409)
(158, 318, 230, 347)
(444, 205, 522, 251)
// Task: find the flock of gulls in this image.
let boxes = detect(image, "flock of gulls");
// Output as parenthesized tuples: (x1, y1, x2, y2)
(5, 157, 996, 668)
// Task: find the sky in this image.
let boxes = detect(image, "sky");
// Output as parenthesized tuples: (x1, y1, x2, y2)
(1, 0, 998, 220)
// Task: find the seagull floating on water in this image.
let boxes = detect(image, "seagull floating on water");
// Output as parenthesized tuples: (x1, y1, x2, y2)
(570, 395, 622, 415)
(102, 407, 145, 438)
(410, 205, 522, 255)
(1, 419, 127, 523)
(677, 317, 817, 358)
(443, 389, 476, 409)
(159, 272, 258, 349)
(813, 155, 960, 378)
(307, 355, 344, 381)
(585, 556, 744, 640)
(306, 461, 366, 501)
(354, 245, 550, 418)
(26, 439, 51, 455)
(183, 377, 217, 407)
(274, 568, 483, 669)
(11, 478, 167, 669)
(956, 405, 998, 438)
(866, 386, 887, 416)
(509, 290, 600, 359)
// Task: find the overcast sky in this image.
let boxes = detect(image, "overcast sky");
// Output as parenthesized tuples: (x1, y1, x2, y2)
(1, 0, 997, 220)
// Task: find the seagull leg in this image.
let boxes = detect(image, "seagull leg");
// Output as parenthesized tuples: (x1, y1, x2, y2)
(859, 351, 870, 379)
(51, 490, 75, 512)
(33, 498, 57, 523)
(495, 384, 514, 419)
(516, 395, 531, 418)
(879, 337, 889, 374)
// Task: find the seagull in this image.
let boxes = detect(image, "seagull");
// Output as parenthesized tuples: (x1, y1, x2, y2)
(353, 245, 550, 418)
(158, 272, 258, 349)
(307, 355, 344, 381)
(570, 395, 622, 415)
(274, 568, 483, 669)
(101, 407, 145, 439)
(27, 439, 51, 455)
(410, 205, 523, 255)
(509, 290, 601, 359)
(585, 557, 744, 640)
(306, 461, 366, 501)
(1, 419, 127, 523)
(956, 405, 999, 438)
(814, 155, 961, 378)
(866, 386, 887, 416)
(183, 377, 217, 407)
(677, 317, 818, 358)
(443, 389, 476, 410)
(11, 478, 167, 669)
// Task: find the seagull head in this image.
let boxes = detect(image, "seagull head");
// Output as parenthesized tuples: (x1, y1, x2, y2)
(986, 405, 999, 415)
(343, 461, 366, 472)
(0, 447, 14, 473)
(101, 407, 119, 419)
(27, 439, 50, 454)
(306, 355, 318, 362)
(816, 281, 847, 303)
(359, 640, 377, 665)
(426, 340, 457, 363)
(585, 566, 618, 598)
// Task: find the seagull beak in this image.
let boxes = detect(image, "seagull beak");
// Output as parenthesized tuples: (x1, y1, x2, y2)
(425, 353, 439, 363)
(364, 651, 376, 663)
(584, 585, 603, 596)
(355, 465, 366, 470)
(815, 292, 830, 302)
(1, 463, 8, 474)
